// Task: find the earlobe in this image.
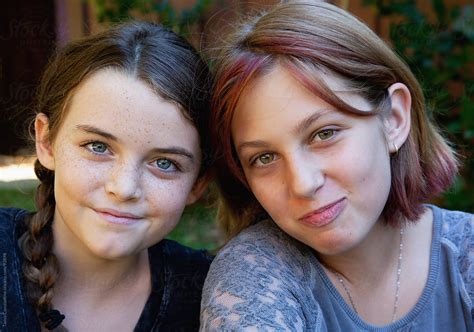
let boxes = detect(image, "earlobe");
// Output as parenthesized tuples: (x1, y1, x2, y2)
(385, 83, 412, 153)
(35, 113, 55, 171)
(185, 172, 212, 205)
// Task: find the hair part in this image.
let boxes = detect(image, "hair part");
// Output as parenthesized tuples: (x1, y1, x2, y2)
(210, 2, 458, 239)
(20, 21, 211, 329)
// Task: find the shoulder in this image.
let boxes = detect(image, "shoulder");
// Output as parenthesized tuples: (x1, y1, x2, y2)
(145, 240, 213, 331)
(156, 239, 213, 271)
(430, 205, 473, 301)
(0, 208, 39, 330)
(201, 220, 318, 330)
(433, 205, 472, 255)
(0, 207, 29, 239)
(208, 219, 315, 283)
(215, 219, 314, 271)
(148, 240, 212, 288)
(0, 207, 29, 225)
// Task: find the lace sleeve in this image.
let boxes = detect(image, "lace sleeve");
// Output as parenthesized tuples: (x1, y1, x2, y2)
(200, 221, 319, 331)
(441, 208, 474, 302)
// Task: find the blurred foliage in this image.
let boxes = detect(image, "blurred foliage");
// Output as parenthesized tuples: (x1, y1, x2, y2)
(166, 202, 219, 251)
(94, 0, 214, 35)
(0, 185, 36, 211)
(364, 0, 474, 212)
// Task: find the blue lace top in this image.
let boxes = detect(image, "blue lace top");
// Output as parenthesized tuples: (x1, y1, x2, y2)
(201, 205, 473, 331)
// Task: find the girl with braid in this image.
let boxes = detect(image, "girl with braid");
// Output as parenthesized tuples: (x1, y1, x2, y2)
(0, 21, 212, 331)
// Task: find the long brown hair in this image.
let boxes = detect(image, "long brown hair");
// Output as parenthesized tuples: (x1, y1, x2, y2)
(19, 21, 211, 330)
(210, 2, 458, 239)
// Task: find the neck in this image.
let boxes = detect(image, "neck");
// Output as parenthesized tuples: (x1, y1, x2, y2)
(317, 219, 402, 286)
(317, 208, 433, 325)
(51, 215, 148, 294)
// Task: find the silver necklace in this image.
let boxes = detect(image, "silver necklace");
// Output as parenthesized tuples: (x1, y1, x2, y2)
(332, 227, 404, 322)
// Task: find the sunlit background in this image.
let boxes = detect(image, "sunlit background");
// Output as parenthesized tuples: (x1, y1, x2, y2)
(0, 157, 36, 182)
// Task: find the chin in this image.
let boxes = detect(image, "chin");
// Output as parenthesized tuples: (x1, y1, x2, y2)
(307, 234, 358, 257)
(88, 242, 141, 260)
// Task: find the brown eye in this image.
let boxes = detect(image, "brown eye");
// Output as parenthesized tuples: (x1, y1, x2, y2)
(315, 129, 335, 141)
(258, 153, 275, 165)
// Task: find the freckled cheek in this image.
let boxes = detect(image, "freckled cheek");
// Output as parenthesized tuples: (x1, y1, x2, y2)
(144, 178, 196, 217)
(54, 149, 110, 197)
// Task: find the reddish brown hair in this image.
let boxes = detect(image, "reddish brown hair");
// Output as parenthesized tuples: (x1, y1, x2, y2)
(210, 2, 458, 238)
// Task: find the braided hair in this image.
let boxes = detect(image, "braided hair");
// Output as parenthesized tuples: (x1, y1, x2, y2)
(19, 160, 60, 329)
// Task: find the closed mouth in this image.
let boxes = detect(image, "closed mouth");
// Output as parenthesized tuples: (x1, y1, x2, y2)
(95, 208, 143, 220)
(298, 198, 346, 227)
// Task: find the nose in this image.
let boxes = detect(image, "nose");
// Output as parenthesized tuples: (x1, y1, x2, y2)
(105, 160, 143, 201)
(286, 152, 324, 199)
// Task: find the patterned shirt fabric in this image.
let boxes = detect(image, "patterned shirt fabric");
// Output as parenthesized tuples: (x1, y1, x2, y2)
(201, 205, 473, 331)
(0, 207, 212, 332)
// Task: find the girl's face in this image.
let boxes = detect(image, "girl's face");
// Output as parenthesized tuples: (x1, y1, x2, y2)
(231, 66, 393, 256)
(36, 69, 204, 260)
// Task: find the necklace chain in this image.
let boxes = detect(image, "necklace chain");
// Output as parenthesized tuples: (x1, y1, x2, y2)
(333, 227, 404, 323)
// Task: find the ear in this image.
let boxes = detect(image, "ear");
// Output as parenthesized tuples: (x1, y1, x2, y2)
(186, 172, 212, 205)
(35, 113, 55, 171)
(384, 83, 412, 153)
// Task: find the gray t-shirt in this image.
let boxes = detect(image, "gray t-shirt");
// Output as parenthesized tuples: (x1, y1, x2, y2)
(201, 205, 473, 331)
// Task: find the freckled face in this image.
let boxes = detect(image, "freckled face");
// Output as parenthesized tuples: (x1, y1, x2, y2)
(46, 69, 201, 259)
(231, 66, 392, 256)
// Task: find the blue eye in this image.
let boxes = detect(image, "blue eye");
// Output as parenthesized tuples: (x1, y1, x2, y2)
(155, 158, 177, 171)
(86, 141, 108, 154)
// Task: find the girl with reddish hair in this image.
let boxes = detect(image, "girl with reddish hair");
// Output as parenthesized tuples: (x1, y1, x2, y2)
(201, 2, 472, 330)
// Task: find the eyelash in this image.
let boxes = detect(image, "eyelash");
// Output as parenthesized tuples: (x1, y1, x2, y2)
(248, 128, 339, 167)
(249, 152, 276, 167)
(311, 128, 338, 143)
(82, 141, 110, 155)
(151, 158, 181, 173)
(81, 141, 182, 173)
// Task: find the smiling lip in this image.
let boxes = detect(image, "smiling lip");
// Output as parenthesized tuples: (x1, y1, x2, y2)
(298, 198, 346, 228)
(95, 208, 143, 225)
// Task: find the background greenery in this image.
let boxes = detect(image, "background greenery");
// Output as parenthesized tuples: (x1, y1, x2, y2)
(365, 0, 473, 211)
(95, 0, 214, 35)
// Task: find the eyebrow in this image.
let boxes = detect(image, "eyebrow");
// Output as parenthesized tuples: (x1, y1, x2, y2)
(150, 148, 195, 161)
(76, 124, 195, 161)
(292, 109, 330, 135)
(76, 125, 118, 141)
(237, 110, 330, 153)
(237, 140, 271, 154)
